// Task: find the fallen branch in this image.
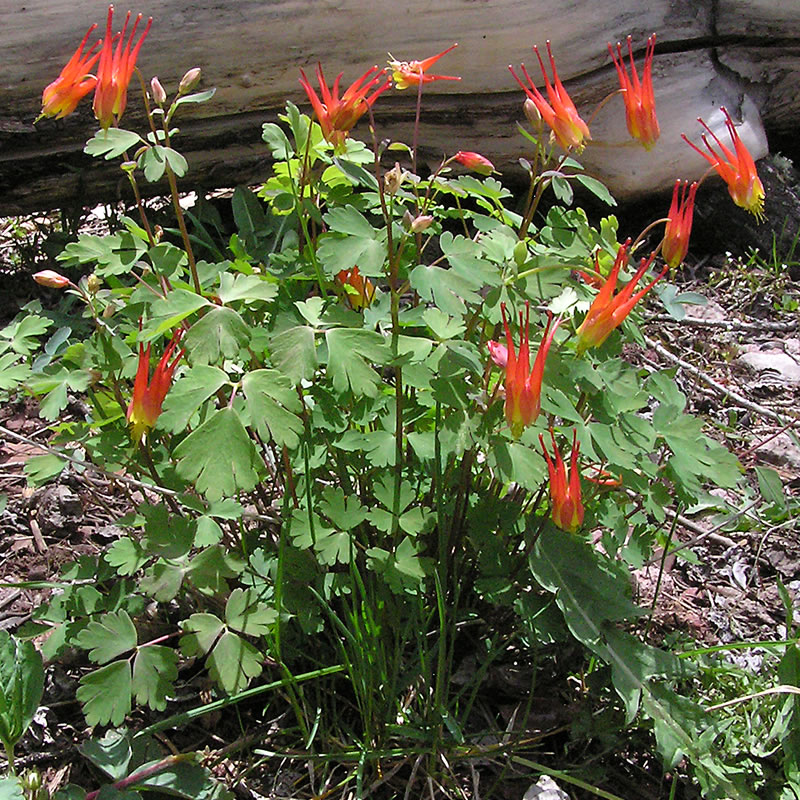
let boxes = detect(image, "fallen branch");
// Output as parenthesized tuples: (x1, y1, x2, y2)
(644, 336, 799, 428)
(646, 314, 797, 332)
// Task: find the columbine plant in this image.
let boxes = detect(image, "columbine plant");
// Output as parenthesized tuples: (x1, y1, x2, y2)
(2, 12, 775, 799)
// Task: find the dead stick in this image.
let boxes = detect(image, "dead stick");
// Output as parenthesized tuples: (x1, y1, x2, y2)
(644, 336, 799, 428)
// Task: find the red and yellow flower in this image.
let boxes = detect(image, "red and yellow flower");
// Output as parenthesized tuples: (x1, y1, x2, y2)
(539, 428, 584, 533)
(299, 63, 390, 151)
(38, 23, 101, 120)
(576, 240, 666, 354)
(608, 34, 659, 150)
(682, 106, 765, 219)
(127, 328, 184, 443)
(388, 44, 461, 90)
(336, 267, 375, 310)
(509, 42, 591, 152)
(662, 180, 698, 268)
(93, 6, 152, 130)
(496, 302, 560, 438)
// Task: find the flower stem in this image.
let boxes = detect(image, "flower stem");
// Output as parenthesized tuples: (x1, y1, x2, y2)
(85, 754, 194, 800)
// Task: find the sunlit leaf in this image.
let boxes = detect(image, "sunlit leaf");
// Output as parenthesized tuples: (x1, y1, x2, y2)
(132, 645, 178, 711)
(241, 369, 304, 449)
(76, 661, 132, 726)
(174, 408, 265, 501)
(185, 307, 251, 365)
(0, 632, 44, 748)
(225, 588, 277, 636)
(74, 611, 138, 664)
(158, 365, 228, 433)
(84, 128, 143, 160)
(269, 326, 317, 384)
(325, 328, 389, 397)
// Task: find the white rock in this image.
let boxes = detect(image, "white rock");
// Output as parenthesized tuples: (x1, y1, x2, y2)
(523, 776, 570, 800)
(737, 350, 800, 384)
(756, 432, 800, 471)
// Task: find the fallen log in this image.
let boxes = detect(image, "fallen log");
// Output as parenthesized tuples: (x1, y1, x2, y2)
(0, 0, 797, 215)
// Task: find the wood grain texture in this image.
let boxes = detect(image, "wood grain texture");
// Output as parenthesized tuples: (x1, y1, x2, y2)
(0, 0, 795, 213)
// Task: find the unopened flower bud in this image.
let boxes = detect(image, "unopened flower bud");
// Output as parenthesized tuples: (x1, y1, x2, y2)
(150, 76, 167, 105)
(453, 150, 494, 176)
(523, 98, 542, 128)
(21, 770, 41, 793)
(402, 210, 414, 230)
(86, 274, 102, 294)
(513, 241, 528, 268)
(384, 162, 406, 196)
(179, 67, 202, 94)
(411, 214, 434, 233)
(33, 270, 69, 289)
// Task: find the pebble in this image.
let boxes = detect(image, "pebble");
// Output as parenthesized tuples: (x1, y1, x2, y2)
(736, 348, 800, 385)
(756, 432, 800, 472)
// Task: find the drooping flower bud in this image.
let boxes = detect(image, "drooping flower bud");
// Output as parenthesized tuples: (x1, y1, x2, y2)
(33, 270, 70, 289)
(410, 215, 434, 233)
(487, 340, 508, 368)
(150, 76, 167, 105)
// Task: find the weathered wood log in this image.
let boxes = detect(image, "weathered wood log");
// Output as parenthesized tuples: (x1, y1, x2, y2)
(0, 0, 797, 215)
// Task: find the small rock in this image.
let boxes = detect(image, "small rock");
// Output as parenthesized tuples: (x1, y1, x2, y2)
(524, 776, 569, 800)
(756, 432, 800, 472)
(685, 299, 727, 323)
(736, 350, 800, 385)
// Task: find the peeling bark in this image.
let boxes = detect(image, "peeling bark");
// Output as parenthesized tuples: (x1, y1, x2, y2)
(0, 0, 797, 213)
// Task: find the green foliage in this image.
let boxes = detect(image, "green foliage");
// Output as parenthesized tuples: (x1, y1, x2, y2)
(72, 610, 179, 726)
(0, 778, 24, 800)
(173, 408, 265, 500)
(70, 727, 231, 800)
(0, 632, 44, 761)
(84, 129, 144, 160)
(179, 591, 272, 694)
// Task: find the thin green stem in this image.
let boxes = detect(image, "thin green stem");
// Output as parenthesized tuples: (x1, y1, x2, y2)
(163, 162, 201, 294)
(140, 441, 181, 514)
(645, 507, 681, 638)
(511, 262, 576, 284)
(3, 741, 14, 777)
(519, 151, 569, 239)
